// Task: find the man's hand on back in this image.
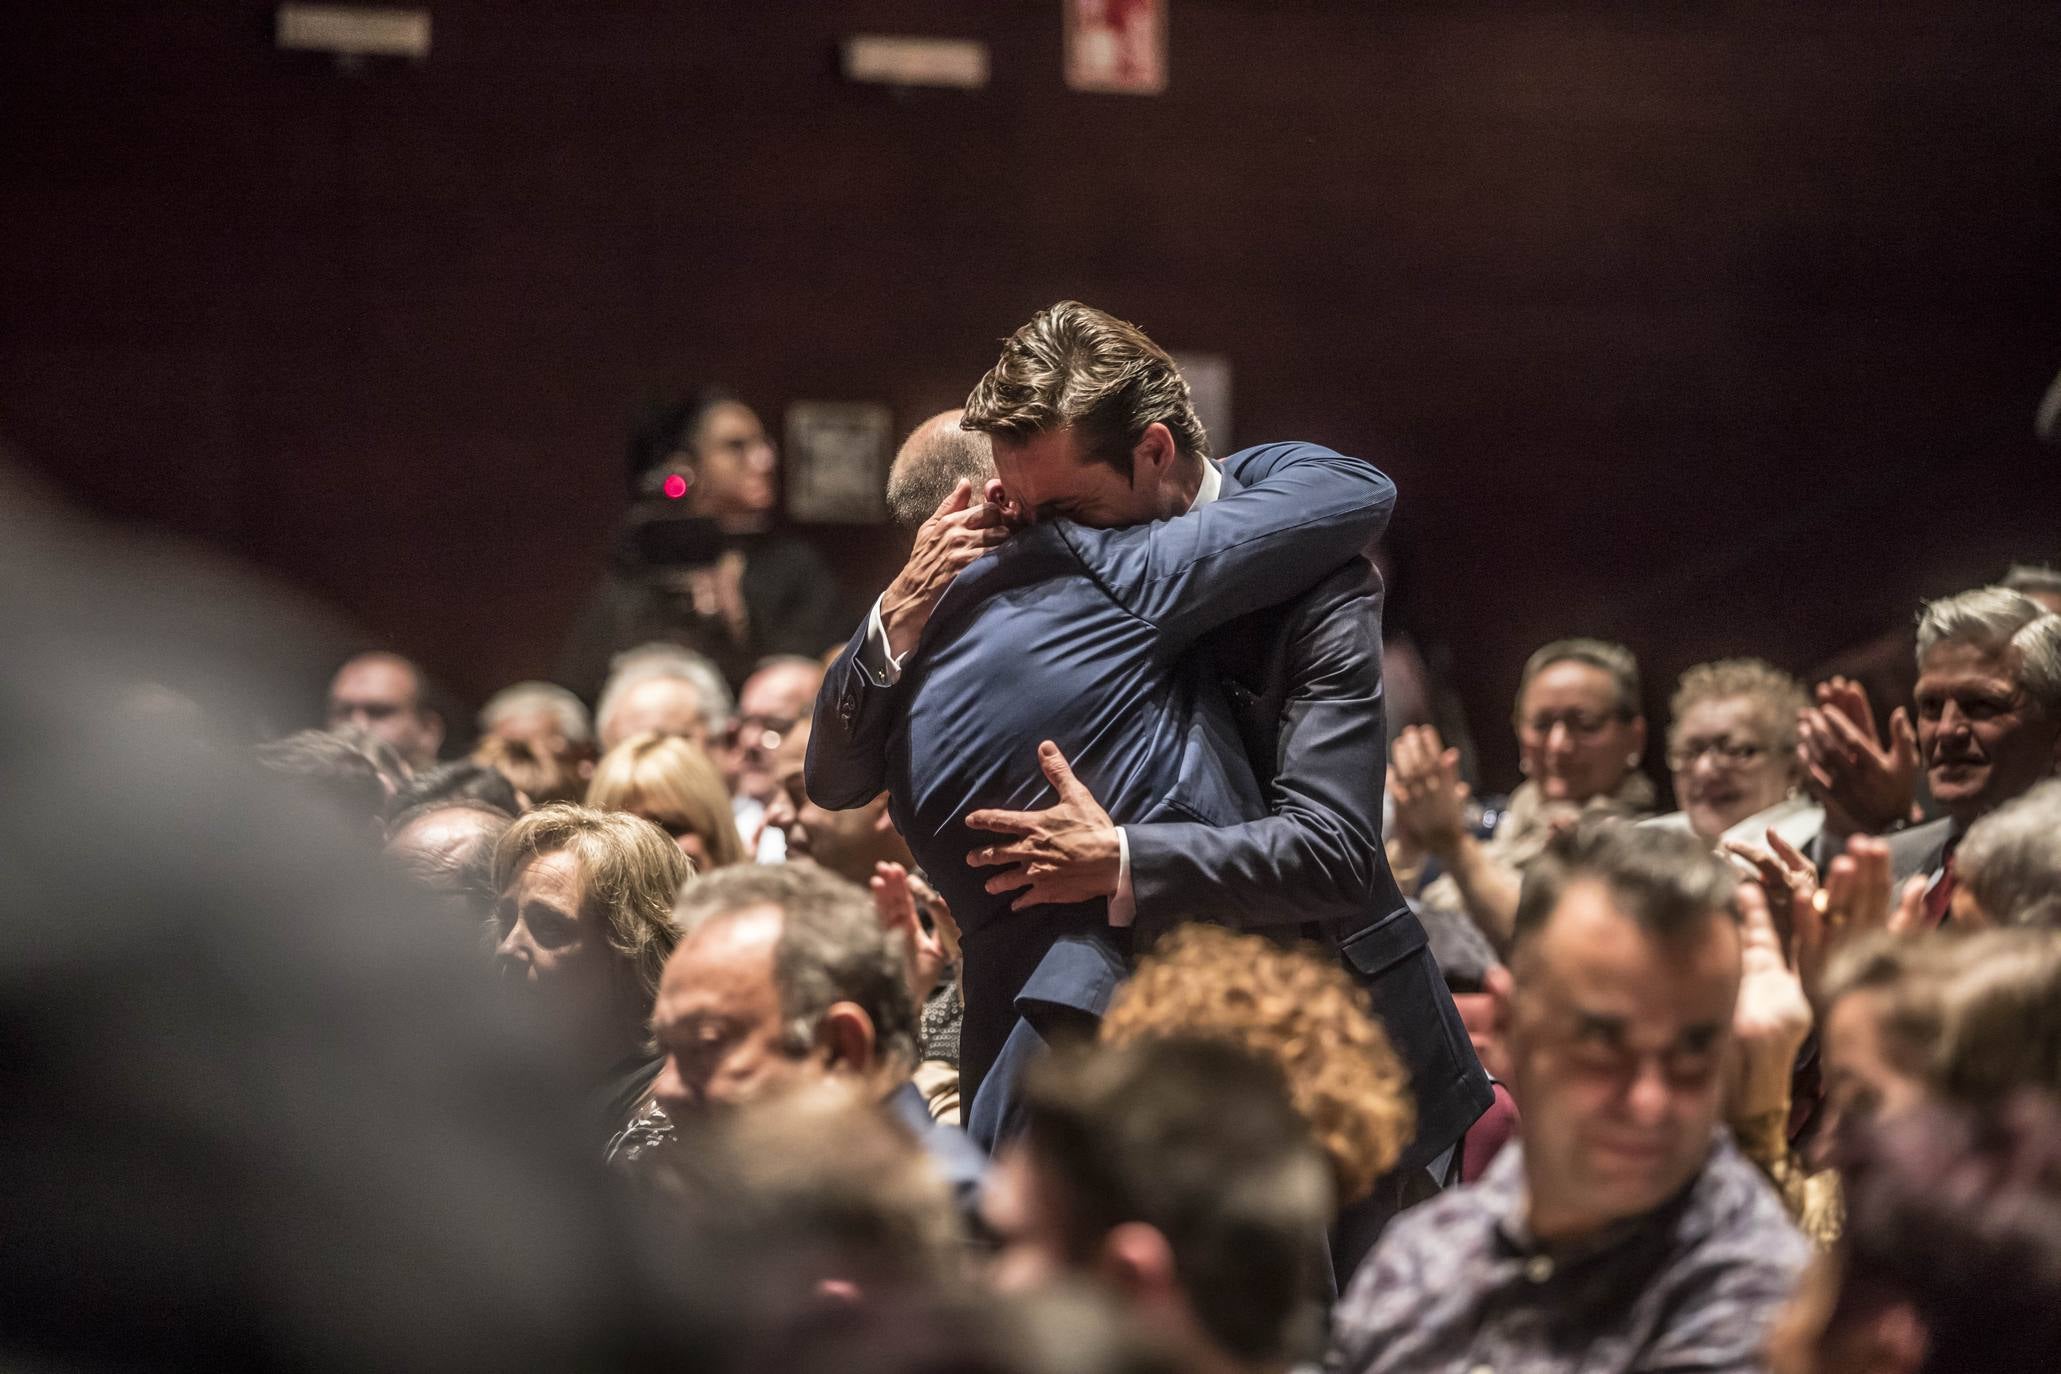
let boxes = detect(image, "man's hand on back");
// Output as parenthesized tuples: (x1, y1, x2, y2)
(964, 741, 1122, 910)
(880, 479, 1013, 661)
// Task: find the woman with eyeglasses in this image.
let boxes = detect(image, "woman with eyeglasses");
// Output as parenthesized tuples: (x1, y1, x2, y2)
(1647, 658, 1823, 850)
(1389, 638, 1654, 950)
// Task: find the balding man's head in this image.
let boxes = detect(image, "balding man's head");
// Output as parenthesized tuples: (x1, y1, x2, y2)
(886, 409, 996, 529)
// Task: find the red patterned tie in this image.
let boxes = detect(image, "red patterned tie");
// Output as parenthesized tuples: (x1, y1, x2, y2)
(1922, 848, 1958, 929)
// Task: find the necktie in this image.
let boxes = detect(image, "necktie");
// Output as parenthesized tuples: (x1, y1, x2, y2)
(1922, 847, 1958, 929)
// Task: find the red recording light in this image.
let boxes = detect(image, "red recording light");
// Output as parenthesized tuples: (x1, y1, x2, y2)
(662, 473, 688, 500)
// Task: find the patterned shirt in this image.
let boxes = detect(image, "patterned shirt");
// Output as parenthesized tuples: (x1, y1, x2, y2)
(1327, 1133, 1809, 1374)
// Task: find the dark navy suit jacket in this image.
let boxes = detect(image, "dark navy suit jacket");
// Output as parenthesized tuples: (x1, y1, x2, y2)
(807, 442, 1390, 1108)
(952, 461, 1490, 1170)
(1126, 459, 1490, 1173)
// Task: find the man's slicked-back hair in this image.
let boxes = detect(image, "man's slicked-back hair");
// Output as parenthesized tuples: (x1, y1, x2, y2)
(962, 301, 1208, 479)
(1020, 1038, 1332, 1367)
(672, 861, 919, 1071)
(1512, 818, 1741, 952)
(886, 413, 997, 529)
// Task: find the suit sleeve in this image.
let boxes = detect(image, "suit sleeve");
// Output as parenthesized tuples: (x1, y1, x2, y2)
(1060, 442, 1393, 653)
(1125, 565, 1396, 931)
(803, 617, 897, 810)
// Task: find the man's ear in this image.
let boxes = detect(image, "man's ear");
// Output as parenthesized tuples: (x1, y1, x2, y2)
(423, 710, 447, 753)
(817, 1001, 878, 1076)
(1130, 422, 1176, 480)
(1097, 1221, 1179, 1305)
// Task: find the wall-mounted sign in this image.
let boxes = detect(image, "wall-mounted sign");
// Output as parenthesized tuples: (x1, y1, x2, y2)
(1065, 0, 1166, 95)
(784, 402, 893, 523)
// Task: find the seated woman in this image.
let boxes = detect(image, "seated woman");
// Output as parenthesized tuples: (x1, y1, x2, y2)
(490, 803, 693, 1151)
(1648, 658, 1822, 851)
(1389, 637, 1653, 949)
(586, 730, 747, 870)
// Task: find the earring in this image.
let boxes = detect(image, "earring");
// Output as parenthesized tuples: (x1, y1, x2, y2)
(1626, 754, 1641, 768)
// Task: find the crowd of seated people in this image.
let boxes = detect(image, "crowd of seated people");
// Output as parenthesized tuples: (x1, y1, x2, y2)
(232, 537, 2061, 1374)
(20, 363, 2061, 1373)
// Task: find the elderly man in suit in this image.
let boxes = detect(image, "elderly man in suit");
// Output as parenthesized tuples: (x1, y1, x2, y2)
(807, 304, 1487, 1187)
(1886, 587, 2061, 915)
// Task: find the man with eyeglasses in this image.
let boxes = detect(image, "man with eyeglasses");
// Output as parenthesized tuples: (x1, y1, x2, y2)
(1328, 822, 1808, 1374)
(723, 654, 825, 861)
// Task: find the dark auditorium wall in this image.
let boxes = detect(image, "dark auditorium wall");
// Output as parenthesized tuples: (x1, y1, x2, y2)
(4, 2, 2058, 788)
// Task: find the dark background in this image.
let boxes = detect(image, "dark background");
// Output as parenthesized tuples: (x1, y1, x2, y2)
(4, 1, 2057, 788)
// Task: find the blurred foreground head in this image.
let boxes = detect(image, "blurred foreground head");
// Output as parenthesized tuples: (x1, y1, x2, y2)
(0, 481, 730, 1368)
(986, 1038, 1333, 1373)
(1770, 1094, 2061, 1374)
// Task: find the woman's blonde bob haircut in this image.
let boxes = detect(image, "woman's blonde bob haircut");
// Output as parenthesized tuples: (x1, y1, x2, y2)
(586, 731, 746, 869)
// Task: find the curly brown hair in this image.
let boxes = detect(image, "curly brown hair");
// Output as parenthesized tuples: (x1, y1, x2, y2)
(1100, 925, 1415, 1203)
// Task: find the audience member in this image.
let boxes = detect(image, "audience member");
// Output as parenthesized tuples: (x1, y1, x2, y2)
(254, 728, 391, 835)
(561, 389, 841, 692)
(985, 1038, 1334, 1374)
(594, 641, 734, 751)
(1769, 1094, 2061, 1374)
(1097, 924, 1445, 1283)
(1328, 821, 1807, 1374)
(1098, 925, 1414, 1208)
(764, 715, 915, 884)
(479, 680, 593, 754)
(490, 803, 691, 1148)
(387, 757, 522, 819)
(644, 862, 986, 1210)
(2002, 560, 2061, 615)
(385, 798, 512, 929)
(586, 729, 747, 869)
(725, 653, 825, 803)
(649, 1082, 965, 1301)
(1392, 638, 1654, 949)
(727, 653, 827, 862)
(325, 650, 443, 770)
(1948, 776, 2061, 927)
(1890, 587, 2061, 901)
(1649, 658, 1821, 849)
(473, 732, 587, 807)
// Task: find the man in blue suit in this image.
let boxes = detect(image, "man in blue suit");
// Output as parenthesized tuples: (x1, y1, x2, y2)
(808, 304, 1487, 1175)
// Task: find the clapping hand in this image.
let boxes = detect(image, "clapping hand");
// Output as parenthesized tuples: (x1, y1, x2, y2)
(1786, 834, 1930, 1008)
(1797, 677, 1919, 839)
(871, 861, 959, 1004)
(1728, 881, 1814, 1120)
(1387, 724, 1471, 860)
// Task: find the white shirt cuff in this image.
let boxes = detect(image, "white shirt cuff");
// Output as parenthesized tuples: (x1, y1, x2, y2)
(1108, 826, 1135, 927)
(859, 595, 906, 687)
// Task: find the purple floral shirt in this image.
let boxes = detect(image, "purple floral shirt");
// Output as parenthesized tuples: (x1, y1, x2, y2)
(1327, 1133, 1808, 1374)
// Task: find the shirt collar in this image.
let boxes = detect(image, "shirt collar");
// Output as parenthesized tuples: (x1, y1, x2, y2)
(1189, 458, 1222, 511)
(1491, 1133, 1724, 1261)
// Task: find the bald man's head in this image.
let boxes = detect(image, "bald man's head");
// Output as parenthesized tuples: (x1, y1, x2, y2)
(886, 409, 996, 529)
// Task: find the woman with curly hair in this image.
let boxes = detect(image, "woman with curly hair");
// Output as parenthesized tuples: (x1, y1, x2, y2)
(1099, 925, 1417, 1208)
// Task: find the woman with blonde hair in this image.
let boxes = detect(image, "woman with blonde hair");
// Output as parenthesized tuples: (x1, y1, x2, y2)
(586, 730, 747, 870)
